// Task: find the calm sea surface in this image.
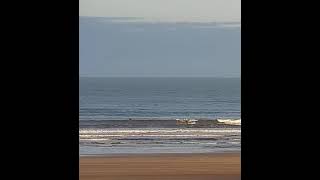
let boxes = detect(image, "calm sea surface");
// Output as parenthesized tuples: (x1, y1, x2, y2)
(80, 77, 240, 121)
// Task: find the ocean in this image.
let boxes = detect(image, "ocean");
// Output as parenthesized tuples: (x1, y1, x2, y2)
(80, 77, 241, 155)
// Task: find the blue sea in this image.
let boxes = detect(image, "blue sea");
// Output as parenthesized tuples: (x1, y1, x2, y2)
(80, 77, 241, 155)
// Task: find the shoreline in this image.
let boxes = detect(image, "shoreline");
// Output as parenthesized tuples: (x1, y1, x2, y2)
(80, 152, 240, 180)
(80, 151, 240, 157)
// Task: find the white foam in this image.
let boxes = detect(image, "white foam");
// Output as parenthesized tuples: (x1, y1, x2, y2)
(217, 119, 241, 125)
(80, 128, 240, 134)
(80, 134, 222, 138)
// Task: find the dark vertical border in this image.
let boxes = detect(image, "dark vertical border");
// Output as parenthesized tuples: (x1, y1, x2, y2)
(242, 0, 261, 179)
(241, 0, 301, 179)
(4, 0, 80, 179)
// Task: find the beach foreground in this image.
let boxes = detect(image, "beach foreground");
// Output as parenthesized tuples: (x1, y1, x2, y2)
(80, 153, 240, 180)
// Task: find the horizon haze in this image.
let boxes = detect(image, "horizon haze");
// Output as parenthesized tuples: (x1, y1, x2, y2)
(80, 17, 240, 77)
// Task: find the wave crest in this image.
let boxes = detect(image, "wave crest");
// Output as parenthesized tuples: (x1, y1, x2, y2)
(217, 119, 241, 125)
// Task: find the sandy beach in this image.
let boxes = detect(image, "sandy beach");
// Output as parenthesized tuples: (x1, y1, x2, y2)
(80, 153, 240, 180)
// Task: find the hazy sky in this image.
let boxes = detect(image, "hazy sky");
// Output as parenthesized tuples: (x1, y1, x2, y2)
(80, 0, 241, 22)
(80, 1, 240, 77)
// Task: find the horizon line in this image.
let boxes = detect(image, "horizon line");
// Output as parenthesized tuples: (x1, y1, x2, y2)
(79, 76, 241, 78)
(79, 16, 241, 24)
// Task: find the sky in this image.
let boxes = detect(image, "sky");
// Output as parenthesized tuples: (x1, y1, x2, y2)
(80, 0, 241, 22)
(80, 0, 241, 77)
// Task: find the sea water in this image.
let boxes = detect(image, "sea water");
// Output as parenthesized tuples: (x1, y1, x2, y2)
(80, 77, 240, 155)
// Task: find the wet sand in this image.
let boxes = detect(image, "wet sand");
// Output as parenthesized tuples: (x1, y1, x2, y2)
(80, 153, 240, 180)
